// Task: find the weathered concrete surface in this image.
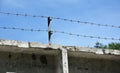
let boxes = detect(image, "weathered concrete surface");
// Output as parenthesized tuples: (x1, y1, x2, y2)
(0, 52, 58, 73)
(69, 57, 120, 73)
(61, 48, 69, 73)
(0, 39, 120, 73)
(0, 39, 120, 56)
(65, 46, 120, 55)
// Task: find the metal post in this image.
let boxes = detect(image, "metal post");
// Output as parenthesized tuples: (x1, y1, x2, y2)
(48, 17, 53, 45)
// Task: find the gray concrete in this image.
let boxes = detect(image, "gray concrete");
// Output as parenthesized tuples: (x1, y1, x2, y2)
(61, 48, 69, 73)
(69, 54, 120, 73)
(0, 39, 120, 73)
(0, 52, 59, 73)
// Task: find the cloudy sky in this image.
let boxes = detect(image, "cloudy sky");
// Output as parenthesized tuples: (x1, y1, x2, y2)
(0, 0, 120, 47)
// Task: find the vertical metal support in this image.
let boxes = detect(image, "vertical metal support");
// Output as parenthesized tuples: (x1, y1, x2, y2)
(48, 17, 53, 45)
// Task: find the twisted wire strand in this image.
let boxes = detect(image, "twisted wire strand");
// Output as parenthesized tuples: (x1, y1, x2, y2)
(0, 11, 120, 28)
(0, 26, 119, 41)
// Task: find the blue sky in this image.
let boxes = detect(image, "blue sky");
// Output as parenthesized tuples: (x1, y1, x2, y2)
(0, 0, 120, 47)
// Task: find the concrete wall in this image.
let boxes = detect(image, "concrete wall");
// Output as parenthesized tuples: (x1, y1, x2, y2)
(69, 57, 120, 73)
(0, 39, 120, 73)
(68, 51, 120, 73)
(0, 51, 120, 73)
(0, 52, 58, 73)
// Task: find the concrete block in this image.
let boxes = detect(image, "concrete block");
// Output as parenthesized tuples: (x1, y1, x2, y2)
(29, 42, 48, 48)
(113, 50, 120, 55)
(49, 44, 62, 50)
(0, 39, 18, 46)
(95, 49, 104, 54)
(17, 41, 29, 48)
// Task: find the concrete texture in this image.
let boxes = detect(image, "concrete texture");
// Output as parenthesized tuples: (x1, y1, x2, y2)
(0, 39, 120, 73)
(69, 57, 120, 73)
(0, 52, 58, 73)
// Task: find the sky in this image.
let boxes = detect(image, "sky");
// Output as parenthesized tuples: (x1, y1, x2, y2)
(0, 0, 120, 47)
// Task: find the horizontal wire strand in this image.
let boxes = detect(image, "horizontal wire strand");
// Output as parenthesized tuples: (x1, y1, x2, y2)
(0, 26, 119, 41)
(0, 26, 48, 32)
(0, 11, 120, 28)
(53, 30, 120, 41)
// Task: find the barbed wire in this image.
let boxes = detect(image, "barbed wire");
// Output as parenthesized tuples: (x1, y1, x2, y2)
(53, 30, 120, 41)
(0, 26, 119, 41)
(52, 17, 120, 28)
(0, 12, 48, 18)
(0, 11, 120, 28)
(0, 26, 48, 32)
